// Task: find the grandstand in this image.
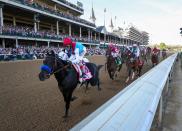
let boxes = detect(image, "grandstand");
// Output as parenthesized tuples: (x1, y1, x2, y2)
(0, 0, 149, 49)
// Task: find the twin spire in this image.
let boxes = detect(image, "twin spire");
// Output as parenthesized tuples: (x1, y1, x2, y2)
(90, 1, 96, 24)
(110, 18, 114, 30)
(90, 1, 116, 31)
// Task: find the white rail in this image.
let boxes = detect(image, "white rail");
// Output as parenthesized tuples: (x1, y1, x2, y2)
(71, 53, 177, 131)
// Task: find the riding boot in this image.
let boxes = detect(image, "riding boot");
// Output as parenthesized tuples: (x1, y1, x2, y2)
(77, 64, 83, 83)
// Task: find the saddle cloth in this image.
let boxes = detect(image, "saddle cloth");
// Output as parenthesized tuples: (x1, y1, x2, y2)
(72, 64, 92, 81)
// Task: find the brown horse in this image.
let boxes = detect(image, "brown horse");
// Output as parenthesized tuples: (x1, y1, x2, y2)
(151, 53, 159, 67)
(125, 52, 144, 83)
(146, 47, 152, 59)
(105, 48, 122, 80)
(141, 49, 148, 63)
(162, 49, 167, 59)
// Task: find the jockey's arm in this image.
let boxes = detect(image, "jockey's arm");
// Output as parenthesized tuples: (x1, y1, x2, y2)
(69, 45, 87, 64)
(69, 48, 79, 64)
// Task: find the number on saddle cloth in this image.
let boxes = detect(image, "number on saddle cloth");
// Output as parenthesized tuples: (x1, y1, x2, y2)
(115, 57, 122, 65)
(80, 61, 92, 81)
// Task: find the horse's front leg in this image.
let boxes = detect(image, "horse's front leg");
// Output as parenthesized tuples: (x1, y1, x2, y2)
(145, 56, 148, 64)
(84, 81, 89, 93)
(118, 64, 122, 72)
(97, 79, 101, 91)
(131, 70, 135, 80)
(108, 70, 114, 80)
(125, 68, 131, 83)
(138, 67, 142, 77)
(63, 90, 75, 118)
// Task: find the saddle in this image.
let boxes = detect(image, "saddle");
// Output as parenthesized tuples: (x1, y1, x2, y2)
(72, 63, 92, 82)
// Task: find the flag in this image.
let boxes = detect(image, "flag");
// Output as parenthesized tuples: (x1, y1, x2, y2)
(104, 8, 106, 13)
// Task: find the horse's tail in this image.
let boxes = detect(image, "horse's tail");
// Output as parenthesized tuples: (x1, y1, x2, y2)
(98, 65, 104, 71)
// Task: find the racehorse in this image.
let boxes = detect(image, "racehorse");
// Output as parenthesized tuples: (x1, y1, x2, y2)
(146, 47, 152, 59)
(39, 51, 103, 117)
(162, 49, 167, 59)
(151, 52, 159, 67)
(105, 48, 122, 80)
(140, 48, 148, 63)
(125, 51, 144, 83)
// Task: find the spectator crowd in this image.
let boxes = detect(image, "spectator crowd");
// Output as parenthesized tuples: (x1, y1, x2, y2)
(14, 0, 94, 27)
(1, 25, 100, 44)
(0, 46, 106, 61)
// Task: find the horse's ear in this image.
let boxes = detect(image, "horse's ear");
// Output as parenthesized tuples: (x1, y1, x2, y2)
(50, 50, 55, 56)
(46, 50, 50, 56)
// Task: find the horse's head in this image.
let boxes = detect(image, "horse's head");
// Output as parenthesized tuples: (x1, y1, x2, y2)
(39, 50, 65, 81)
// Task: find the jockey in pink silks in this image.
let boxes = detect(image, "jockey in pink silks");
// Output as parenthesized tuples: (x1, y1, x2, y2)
(109, 44, 121, 65)
(62, 37, 92, 83)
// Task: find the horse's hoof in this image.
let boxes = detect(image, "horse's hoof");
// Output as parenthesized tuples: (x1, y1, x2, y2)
(71, 96, 78, 101)
(125, 80, 129, 83)
(62, 115, 68, 119)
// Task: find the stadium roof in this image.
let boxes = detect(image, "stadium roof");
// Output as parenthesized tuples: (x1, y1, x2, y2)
(95, 26, 108, 34)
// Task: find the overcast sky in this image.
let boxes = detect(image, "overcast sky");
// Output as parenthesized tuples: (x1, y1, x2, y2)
(69, 0, 182, 45)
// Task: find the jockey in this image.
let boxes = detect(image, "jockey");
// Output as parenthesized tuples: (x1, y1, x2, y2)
(131, 44, 140, 59)
(63, 37, 92, 83)
(152, 47, 159, 55)
(126, 46, 132, 57)
(109, 44, 121, 65)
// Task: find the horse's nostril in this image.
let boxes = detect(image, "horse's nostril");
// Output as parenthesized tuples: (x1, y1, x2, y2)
(39, 72, 45, 81)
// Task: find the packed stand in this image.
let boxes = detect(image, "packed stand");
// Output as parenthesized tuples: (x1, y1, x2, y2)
(57, 0, 83, 12)
(13, 0, 94, 27)
(86, 48, 106, 56)
(1, 25, 63, 40)
(0, 46, 106, 61)
(1, 25, 100, 44)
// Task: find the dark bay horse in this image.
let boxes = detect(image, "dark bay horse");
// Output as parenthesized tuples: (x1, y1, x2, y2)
(146, 47, 152, 59)
(151, 53, 159, 67)
(162, 49, 167, 59)
(105, 48, 122, 80)
(39, 51, 103, 117)
(141, 48, 148, 63)
(125, 52, 144, 83)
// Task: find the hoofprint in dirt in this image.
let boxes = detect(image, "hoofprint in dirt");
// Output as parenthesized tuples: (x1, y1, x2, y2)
(0, 55, 159, 131)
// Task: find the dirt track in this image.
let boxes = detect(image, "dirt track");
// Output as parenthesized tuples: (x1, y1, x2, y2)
(0, 55, 153, 131)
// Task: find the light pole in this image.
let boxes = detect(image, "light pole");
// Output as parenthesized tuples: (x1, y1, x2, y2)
(104, 8, 106, 26)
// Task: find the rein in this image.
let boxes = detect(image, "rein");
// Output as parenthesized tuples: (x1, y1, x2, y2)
(45, 56, 70, 75)
(51, 64, 70, 74)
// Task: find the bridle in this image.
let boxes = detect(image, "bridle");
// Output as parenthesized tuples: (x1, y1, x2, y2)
(45, 56, 70, 75)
